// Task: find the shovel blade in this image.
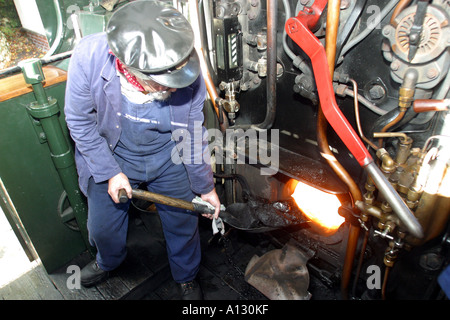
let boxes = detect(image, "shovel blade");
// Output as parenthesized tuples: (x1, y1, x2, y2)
(220, 203, 278, 233)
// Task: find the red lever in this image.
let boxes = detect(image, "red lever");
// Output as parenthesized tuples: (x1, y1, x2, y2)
(285, 14, 373, 167)
(296, 0, 328, 30)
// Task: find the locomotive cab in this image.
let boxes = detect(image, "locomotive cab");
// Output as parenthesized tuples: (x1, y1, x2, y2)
(0, 0, 449, 302)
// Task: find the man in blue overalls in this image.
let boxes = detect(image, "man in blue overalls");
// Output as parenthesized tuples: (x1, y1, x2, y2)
(64, 0, 221, 300)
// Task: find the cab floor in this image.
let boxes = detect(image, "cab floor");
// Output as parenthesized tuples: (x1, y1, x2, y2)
(139, 209, 270, 300)
(48, 203, 337, 300)
(48, 206, 270, 300)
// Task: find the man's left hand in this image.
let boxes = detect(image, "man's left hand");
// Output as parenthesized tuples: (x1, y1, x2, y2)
(200, 188, 221, 220)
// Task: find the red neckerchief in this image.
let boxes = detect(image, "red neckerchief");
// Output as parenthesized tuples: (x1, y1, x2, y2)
(109, 49, 145, 92)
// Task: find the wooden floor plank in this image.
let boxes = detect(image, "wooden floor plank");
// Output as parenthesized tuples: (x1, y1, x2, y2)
(27, 262, 64, 300)
(0, 261, 64, 300)
(115, 251, 154, 291)
(122, 266, 172, 300)
(48, 271, 104, 300)
(96, 275, 130, 300)
(0, 269, 41, 300)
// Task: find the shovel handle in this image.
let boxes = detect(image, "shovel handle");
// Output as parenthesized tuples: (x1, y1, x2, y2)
(118, 188, 199, 213)
(118, 189, 129, 203)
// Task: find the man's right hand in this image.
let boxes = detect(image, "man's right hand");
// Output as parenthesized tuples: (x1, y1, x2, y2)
(108, 172, 132, 203)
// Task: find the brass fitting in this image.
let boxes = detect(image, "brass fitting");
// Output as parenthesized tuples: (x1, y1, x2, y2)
(373, 132, 413, 166)
(364, 175, 376, 205)
(381, 201, 393, 215)
(398, 86, 415, 111)
(384, 245, 397, 267)
(406, 188, 420, 209)
(396, 136, 413, 165)
(398, 68, 418, 111)
(377, 148, 396, 173)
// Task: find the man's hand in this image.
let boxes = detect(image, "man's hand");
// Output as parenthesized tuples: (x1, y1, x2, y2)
(200, 188, 221, 220)
(108, 172, 132, 203)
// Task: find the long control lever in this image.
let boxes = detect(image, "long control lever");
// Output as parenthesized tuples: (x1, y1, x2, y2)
(285, 2, 424, 238)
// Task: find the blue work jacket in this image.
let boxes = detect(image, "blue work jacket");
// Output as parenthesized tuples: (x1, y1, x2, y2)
(64, 32, 213, 196)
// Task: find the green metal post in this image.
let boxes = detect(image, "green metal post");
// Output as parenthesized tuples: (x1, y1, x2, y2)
(19, 58, 94, 256)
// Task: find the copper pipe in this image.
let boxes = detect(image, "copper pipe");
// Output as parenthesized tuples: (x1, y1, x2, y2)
(319, 1, 359, 201)
(378, 68, 418, 146)
(352, 226, 370, 297)
(351, 79, 379, 151)
(413, 99, 450, 113)
(204, 68, 220, 115)
(390, 0, 412, 25)
(203, 66, 229, 130)
(378, 110, 406, 147)
(323, 2, 362, 202)
(381, 266, 391, 299)
(325, 0, 340, 76)
(380, 111, 405, 133)
(373, 132, 408, 141)
(319, 0, 362, 300)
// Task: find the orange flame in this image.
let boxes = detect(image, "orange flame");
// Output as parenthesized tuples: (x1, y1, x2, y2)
(289, 179, 344, 233)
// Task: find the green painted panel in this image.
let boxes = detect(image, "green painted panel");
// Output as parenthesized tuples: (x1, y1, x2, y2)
(79, 7, 111, 36)
(0, 82, 87, 273)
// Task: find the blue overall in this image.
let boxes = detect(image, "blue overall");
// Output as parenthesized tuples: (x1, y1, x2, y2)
(86, 95, 200, 283)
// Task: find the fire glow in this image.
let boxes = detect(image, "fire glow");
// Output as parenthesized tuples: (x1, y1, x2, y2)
(290, 180, 345, 233)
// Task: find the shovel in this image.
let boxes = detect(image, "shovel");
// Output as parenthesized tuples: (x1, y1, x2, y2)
(118, 189, 283, 232)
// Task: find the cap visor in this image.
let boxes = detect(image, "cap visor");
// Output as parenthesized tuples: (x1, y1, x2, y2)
(147, 50, 200, 89)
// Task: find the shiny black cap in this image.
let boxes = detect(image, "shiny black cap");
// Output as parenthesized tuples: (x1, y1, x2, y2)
(106, 0, 200, 88)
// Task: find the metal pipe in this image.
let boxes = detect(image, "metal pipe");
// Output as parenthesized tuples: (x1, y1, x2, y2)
(0, 177, 39, 261)
(19, 58, 93, 255)
(0, 50, 73, 78)
(325, 0, 340, 76)
(413, 99, 450, 113)
(317, 0, 361, 201)
(320, 0, 362, 300)
(315, 0, 363, 201)
(380, 111, 405, 133)
(352, 224, 370, 297)
(339, 0, 400, 59)
(257, 0, 277, 130)
(381, 265, 391, 299)
(342, 87, 387, 115)
(190, 0, 228, 131)
(378, 68, 418, 146)
(390, 0, 412, 25)
(201, 0, 216, 71)
(44, 0, 64, 58)
(351, 79, 379, 151)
